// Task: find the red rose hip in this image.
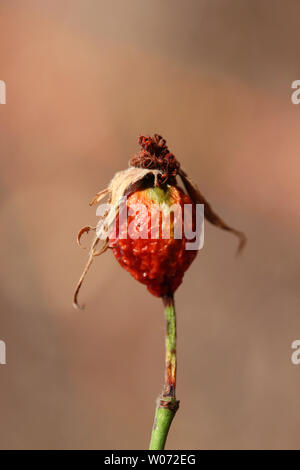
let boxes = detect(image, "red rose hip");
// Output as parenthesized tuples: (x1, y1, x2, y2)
(109, 185, 198, 297)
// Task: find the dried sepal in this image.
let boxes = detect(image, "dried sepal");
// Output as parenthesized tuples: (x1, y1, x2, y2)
(74, 167, 161, 309)
(89, 189, 109, 206)
(179, 168, 246, 254)
(95, 167, 160, 241)
(77, 226, 96, 248)
(73, 235, 109, 309)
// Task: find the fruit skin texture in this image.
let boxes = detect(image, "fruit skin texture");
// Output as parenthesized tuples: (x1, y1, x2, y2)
(108, 185, 198, 297)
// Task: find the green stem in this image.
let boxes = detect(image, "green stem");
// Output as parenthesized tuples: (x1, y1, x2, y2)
(149, 294, 179, 450)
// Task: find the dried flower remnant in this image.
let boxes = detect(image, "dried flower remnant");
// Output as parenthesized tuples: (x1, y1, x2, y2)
(74, 134, 245, 308)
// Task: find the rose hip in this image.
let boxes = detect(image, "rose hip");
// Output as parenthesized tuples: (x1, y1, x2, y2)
(109, 185, 198, 297)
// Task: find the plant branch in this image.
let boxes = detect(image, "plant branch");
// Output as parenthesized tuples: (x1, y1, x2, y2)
(149, 293, 179, 450)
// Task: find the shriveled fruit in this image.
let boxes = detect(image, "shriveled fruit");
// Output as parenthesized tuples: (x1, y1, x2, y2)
(109, 185, 198, 297)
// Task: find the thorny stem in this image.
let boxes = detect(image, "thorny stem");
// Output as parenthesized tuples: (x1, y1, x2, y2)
(149, 294, 179, 450)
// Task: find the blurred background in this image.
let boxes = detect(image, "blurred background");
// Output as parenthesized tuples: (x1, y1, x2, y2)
(0, 0, 300, 450)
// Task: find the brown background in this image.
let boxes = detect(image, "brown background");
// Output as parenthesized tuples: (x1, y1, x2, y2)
(0, 0, 300, 449)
